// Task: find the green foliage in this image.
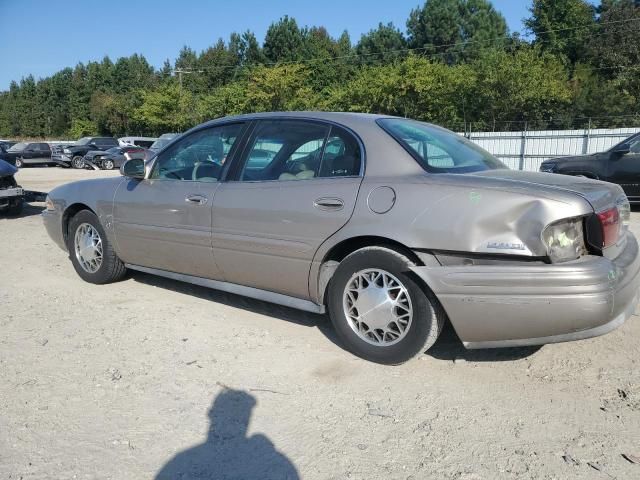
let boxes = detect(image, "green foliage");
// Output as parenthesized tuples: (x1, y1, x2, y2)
(407, 0, 508, 63)
(356, 23, 407, 65)
(263, 16, 305, 62)
(68, 118, 98, 138)
(0, 1, 638, 139)
(469, 47, 572, 129)
(134, 83, 196, 133)
(525, 0, 596, 64)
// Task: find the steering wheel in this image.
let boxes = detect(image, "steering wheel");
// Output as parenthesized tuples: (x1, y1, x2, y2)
(192, 161, 221, 181)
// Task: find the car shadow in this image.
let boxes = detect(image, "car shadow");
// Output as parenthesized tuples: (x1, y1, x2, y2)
(130, 271, 341, 342)
(426, 322, 542, 362)
(131, 271, 541, 364)
(155, 388, 299, 480)
(0, 203, 45, 219)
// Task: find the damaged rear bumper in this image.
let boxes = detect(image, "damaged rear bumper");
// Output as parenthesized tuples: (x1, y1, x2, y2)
(411, 234, 640, 349)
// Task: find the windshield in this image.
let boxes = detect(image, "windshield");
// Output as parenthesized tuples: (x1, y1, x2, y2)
(378, 118, 506, 173)
(150, 138, 172, 150)
(106, 147, 120, 154)
(8, 142, 27, 151)
(74, 137, 92, 146)
(609, 132, 640, 153)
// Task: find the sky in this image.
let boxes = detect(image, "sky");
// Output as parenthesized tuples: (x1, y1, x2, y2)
(0, 0, 530, 91)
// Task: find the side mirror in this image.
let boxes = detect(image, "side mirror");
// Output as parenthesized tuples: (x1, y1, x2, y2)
(120, 158, 145, 179)
(613, 143, 631, 155)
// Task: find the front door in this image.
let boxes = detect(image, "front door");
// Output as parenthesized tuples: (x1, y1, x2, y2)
(212, 119, 364, 299)
(608, 135, 640, 200)
(112, 123, 246, 279)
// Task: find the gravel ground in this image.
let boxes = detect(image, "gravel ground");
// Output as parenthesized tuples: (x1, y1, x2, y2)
(1, 167, 639, 480)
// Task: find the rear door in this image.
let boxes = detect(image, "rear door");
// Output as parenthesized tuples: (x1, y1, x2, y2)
(211, 119, 364, 299)
(112, 122, 247, 279)
(39, 143, 52, 163)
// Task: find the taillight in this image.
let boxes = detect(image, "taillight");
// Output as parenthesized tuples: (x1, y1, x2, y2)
(597, 207, 620, 248)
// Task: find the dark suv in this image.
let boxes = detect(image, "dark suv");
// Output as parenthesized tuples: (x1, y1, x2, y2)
(540, 132, 640, 203)
(62, 137, 119, 169)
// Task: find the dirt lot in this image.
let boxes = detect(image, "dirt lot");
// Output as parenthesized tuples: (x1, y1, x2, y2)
(1, 167, 640, 480)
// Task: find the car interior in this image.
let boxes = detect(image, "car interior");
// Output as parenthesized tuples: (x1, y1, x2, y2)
(240, 122, 361, 182)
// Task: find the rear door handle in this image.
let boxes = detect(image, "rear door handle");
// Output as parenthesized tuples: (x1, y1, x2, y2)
(314, 197, 344, 211)
(185, 194, 208, 205)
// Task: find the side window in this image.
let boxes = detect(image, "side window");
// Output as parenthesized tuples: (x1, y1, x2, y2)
(151, 123, 243, 182)
(629, 137, 640, 154)
(240, 120, 329, 181)
(318, 126, 362, 177)
(39, 143, 51, 152)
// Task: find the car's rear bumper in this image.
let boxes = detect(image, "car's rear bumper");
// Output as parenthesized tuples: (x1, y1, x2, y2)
(411, 234, 640, 349)
(42, 209, 67, 251)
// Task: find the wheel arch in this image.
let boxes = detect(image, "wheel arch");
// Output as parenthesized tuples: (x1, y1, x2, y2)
(62, 203, 96, 245)
(314, 235, 429, 305)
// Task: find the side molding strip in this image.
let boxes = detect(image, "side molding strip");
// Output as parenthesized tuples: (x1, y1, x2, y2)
(125, 264, 326, 314)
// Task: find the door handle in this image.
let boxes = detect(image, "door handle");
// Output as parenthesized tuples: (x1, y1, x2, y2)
(314, 197, 344, 211)
(185, 194, 208, 205)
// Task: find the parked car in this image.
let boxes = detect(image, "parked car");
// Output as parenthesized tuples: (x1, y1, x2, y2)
(1, 142, 53, 168)
(0, 140, 17, 151)
(118, 136, 157, 148)
(0, 159, 24, 215)
(84, 145, 146, 170)
(540, 132, 640, 203)
(42, 112, 640, 364)
(148, 133, 179, 153)
(61, 137, 119, 169)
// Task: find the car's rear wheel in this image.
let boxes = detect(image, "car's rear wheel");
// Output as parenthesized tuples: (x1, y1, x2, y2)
(67, 210, 127, 284)
(14, 157, 24, 168)
(72, 156, 85, 169)
(102, 159, 115, 170)
(327, 247, 444, 365)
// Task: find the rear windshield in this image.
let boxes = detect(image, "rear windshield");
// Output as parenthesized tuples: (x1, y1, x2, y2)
(378, 118, 506, 173)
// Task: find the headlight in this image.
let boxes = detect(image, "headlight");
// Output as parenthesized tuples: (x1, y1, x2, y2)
(542, 217, 586, 262)
(63, 148, 71, 154)
(45, 196, 55, 211)
(540, 163, 556, 173)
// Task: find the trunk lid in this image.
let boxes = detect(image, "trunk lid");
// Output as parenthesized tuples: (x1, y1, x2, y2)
(471, 169, 624, 213)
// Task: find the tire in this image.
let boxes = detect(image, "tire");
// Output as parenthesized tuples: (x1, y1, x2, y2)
(67, 210, 127, 284)
(327, 246, 444, 365)
(14, 157, 23, 168)
(102, 159, 115, 170)
(72, 156, 85, 169)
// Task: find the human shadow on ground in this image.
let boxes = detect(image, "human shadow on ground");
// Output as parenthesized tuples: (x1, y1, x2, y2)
(155, 388, 299, 480)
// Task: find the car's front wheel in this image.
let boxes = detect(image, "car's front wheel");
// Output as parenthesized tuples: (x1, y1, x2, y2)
(67, 210, 127, 284)
(327, 247, 444, 365)
(102, 159, 115, 170)
(14, 157, 24, 168)
(72, 156, 85, 169)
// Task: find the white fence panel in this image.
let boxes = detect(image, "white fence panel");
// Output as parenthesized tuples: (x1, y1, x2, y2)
(463, 127, 640, 171)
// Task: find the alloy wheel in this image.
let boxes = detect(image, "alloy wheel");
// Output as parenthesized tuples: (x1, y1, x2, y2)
(74, 223, 103, 273)
(342, 268, 413, 346)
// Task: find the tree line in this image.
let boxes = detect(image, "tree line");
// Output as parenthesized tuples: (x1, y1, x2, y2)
(1, 0, 639, 139)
